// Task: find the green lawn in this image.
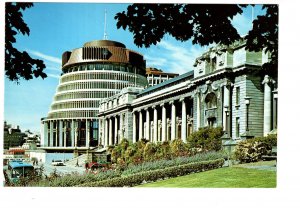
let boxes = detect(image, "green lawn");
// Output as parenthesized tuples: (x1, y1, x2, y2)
(137, 162, 276, 188)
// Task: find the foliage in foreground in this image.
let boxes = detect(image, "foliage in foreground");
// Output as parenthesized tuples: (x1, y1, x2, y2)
(78, 159, 224, 187)
(5, 3, 47, 82)
(27, 151, 224, 187)
(233, 134, 277, 163)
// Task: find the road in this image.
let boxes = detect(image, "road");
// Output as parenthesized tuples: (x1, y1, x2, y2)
(34, 162, 87, 176)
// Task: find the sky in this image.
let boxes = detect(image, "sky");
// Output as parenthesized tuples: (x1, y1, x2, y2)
(3, 2, 265, 133)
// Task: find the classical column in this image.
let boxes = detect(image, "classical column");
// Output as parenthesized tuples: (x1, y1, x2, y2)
(75, 123, 78, 147)
(161, 103, 167, 142)
(43, 122, 48, 147)
(181, 98, 187, 143)
(146, 108, 150, 140)
(153, 106, 158, 142)
(54, 121, 58, 147)
(49, 120, 53, 147)
(101, 118, 105, 146)
(114, 116, 118, 144)
(109, 118, 113, 146)
(104, 118, 108, 147)
(98, 119, 102, 146)
(86, 120, 90, 148)
(262, 75, 273, 136)
(120, 113, 124, 141)
(196, 92, 201, 130)
(132, 112, 137, 143)
(139, 111, 143, 140)
(59, 120, 63, 147)
(171, 101, 176, 140)
(63, 121, 67, 147)
(71, 120, 75, 147)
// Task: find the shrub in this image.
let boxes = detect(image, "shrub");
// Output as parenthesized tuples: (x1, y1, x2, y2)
(187, 127, 223, 152)
(122, 151, 225, 176)
(233, 134, 277, 163)
(32, 169, 122, 187)
(143, 142, 157, 161)
(78, 158, 224, 187)
(170, 139, 188, 157)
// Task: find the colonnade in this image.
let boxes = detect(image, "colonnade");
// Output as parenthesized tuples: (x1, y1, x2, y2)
(131, 97, 195, 144)
(41, 119, 98, 148)
(100, 113, 125, 147)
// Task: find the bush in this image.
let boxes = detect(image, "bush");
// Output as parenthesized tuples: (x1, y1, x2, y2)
(33, 169, 122, 187)
(187, 127, 223, 152)
(122, 151, 225, 176)
(170, 139, 189, 157)
(78, 158, 224, 187)
(233, 134, 277, 163)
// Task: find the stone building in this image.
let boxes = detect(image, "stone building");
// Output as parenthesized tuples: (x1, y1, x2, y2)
(98, 39, 278, 146)
(146, 67, 179, 87)
(40, 40, 148, 150)
(3, 121, 26, 150)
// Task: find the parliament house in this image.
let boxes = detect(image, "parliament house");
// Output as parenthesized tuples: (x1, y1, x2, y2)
(41, 38, 278, 151)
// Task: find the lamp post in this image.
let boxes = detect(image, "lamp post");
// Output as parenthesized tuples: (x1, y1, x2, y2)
(224, 105, 229, 135)
(241, 97, 254, 139)
(245, 98, 250, 132)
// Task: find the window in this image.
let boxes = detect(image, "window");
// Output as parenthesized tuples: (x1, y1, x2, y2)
(236, 87, 240, 106)
(236, 117, 240, 138)
(211, 57, 216, 71)
(87, 64, 94, 70)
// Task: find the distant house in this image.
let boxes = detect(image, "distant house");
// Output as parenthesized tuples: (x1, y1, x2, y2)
(146, 67, 179, 87)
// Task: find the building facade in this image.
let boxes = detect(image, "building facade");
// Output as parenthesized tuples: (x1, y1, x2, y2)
(40, 40, 148, 150)
(3, 121, 26, 150)
(146, 67, 179, 87)
(98, 39, 278, 147)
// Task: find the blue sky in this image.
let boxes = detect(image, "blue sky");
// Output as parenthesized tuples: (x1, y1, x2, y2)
(3, 3, 265, 133)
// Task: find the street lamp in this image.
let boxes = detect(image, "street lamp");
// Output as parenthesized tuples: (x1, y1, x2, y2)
(245, 97, 251, 132)
(224, 105, 229, 135)
(241, 97, 254, 139)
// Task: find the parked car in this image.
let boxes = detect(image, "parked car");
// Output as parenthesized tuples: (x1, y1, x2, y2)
(51, 160, 64, 166)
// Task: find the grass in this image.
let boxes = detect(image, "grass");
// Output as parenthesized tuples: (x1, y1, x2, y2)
(137, 161, 276, 188)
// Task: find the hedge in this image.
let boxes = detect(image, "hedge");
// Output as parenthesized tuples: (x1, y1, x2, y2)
(78, 158, 224, 187)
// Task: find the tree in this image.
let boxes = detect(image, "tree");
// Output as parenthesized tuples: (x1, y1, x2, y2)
(115, 4, 278, 75)
(5, 2, 47, 83)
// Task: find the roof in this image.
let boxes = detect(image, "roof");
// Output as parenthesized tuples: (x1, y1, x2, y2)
(83, 40, 126, 48)
(9, 161, 33, 168)
(146, 67, 179, 76)
(138, 70, 194, 96)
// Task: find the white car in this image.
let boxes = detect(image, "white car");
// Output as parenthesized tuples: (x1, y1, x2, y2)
(51, 160, 64, 166)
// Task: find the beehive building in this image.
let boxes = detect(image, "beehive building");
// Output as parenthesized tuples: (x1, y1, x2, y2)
(40, 40, 148, 150)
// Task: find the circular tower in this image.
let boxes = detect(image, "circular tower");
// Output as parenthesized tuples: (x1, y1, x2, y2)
(41, 40, 148, 149)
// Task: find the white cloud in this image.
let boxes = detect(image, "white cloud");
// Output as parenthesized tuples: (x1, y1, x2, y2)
(144, 55, 167, 67)
(47, 73, 60, 79)
(146, 40, 204, 75)
(27, 50, 61, 64)
(27, 49, 62, 78)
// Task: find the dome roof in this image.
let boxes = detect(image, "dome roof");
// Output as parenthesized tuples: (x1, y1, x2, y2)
(83, 40, 126, 48)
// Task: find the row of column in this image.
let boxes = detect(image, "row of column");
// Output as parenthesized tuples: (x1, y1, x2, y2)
(100, 113, 125, 147)
(42, 119, 92, 148)
(132, 98, 189, 143)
